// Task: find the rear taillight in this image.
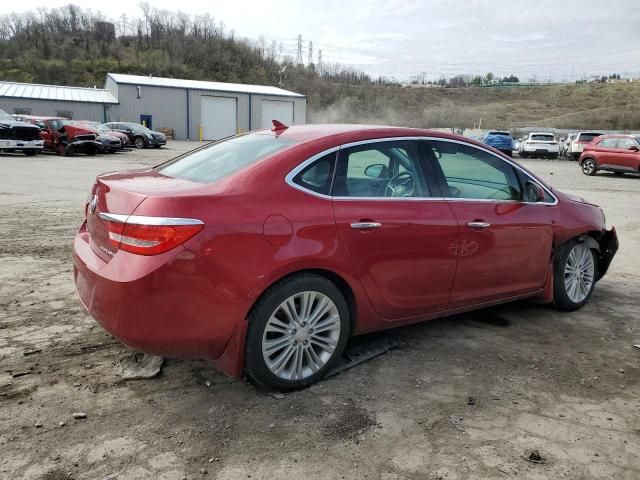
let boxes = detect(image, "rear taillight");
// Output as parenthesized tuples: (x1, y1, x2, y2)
(99, 213, 204, 255)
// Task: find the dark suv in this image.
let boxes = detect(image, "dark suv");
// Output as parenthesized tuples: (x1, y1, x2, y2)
(104, 122, 166, 149)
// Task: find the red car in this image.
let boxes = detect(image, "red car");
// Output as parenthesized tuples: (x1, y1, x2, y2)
(18, 115, 101, 156)
(73, 124, 618, 390)
(579, 134, 640, 176)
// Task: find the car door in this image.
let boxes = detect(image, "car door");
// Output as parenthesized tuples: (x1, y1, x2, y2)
(614, 137, 640, 171)
(593, 137, 618, 167)
(426, 139, 555, 307)
(331, 139, 459, 320)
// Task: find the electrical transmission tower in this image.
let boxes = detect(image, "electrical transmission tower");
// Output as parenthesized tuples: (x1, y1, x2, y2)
(318, 50, 323, 76)
(308, 41, 313, 66)
(296, 35, 303, 65)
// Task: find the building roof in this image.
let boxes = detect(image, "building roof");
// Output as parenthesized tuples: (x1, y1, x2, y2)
(0, 81, 118, 104)
(107, 73, 305, 98)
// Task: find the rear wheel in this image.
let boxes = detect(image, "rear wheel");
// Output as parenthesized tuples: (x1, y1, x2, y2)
(553, 240, 597, 311)
(245, 274, 350, 391)
(581, 158, 597, 176)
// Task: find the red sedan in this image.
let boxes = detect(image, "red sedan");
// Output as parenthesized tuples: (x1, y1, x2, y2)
(73, 124, 618, 390)
(579, 134, 640, 176)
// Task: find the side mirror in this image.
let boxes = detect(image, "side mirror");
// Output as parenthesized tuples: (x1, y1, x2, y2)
(525, 181, 545, 203)
(364, 164, 388, 179)
(628, 145, 639, 152)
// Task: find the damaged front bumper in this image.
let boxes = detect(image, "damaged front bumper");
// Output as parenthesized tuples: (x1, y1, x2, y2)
(595, 227, 618, 280)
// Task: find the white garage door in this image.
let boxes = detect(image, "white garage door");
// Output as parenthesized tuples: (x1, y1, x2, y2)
(260, 100, 294, 129)
(201, 96, 237, 140)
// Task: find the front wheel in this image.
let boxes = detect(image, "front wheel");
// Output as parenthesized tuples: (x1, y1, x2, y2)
(581, 158, 597, 176)
(134, 136, 145, 149)
(245, 274, 350, 391)
(553, 240, 597, 311)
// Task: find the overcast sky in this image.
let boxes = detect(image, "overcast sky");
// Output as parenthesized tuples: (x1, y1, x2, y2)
(2, 0, 639, 81)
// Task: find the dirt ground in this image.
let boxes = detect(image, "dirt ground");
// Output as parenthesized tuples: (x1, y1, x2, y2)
(1, 142, 638, 480)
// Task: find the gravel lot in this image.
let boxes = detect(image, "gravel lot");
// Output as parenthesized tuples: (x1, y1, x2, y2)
(1, 142, 638, 480)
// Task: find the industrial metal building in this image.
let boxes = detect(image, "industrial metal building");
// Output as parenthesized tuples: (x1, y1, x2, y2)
(104, 73, 306, 140)
(0, 82, 119, 122)
(0, 74, 306, 141)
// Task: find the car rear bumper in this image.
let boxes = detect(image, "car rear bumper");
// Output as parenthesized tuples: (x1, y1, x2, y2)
(523, 145, 559, 154)
(72, 222, 250, 361)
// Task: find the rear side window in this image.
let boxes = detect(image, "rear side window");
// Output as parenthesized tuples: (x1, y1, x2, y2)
(616, 137, 637, 149)
(157, 133, 298, 183)
(292, 152, 337, 195)
(598, 138, 618, 148)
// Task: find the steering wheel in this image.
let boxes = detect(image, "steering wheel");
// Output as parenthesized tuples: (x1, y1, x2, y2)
(385, 171, 416, 197)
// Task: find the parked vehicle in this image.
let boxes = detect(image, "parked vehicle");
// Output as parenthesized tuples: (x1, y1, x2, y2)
(519, 132, 560, 159)
(104, 122, 166, 149)
(19, 116, 101, 156)
(66, 121, 121, 153)
(568, 132, 604, 160)
(579, 134, 640, 176)
(76, 121, 131, 150)
(73, 124, 618, 390)
(513, 139, 521, 152)
(0, 109, 43, 156)
(481, 131, 514, 156)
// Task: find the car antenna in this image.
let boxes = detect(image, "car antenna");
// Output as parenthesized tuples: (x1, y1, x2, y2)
(272, 119, 289, 131)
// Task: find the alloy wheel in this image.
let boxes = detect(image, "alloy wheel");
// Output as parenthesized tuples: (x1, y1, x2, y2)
(261, 291, 341, 381)
(564, 243, 595, 303)
(134, 137, 145, 149)
(582, 159, 595, 175)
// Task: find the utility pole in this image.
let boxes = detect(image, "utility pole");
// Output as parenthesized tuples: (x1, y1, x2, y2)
(296, 35, 303, 65)
(317, 49, 323, 76)
(307, 41, 313, 66)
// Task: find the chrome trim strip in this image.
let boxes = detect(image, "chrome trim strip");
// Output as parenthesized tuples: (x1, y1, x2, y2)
(284, 136, 559, 206)
(98, 212, 204, 226)
(350, 222, 382, 229)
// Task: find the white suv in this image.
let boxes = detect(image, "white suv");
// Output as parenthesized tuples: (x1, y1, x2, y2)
(568, 132, 604, 161)
(519, 132, 559, 159)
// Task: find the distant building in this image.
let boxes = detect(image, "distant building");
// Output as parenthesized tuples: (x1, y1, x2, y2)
(0, 73, 307, 140)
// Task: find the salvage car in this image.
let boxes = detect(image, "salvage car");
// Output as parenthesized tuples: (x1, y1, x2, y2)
(19, 116, 101, 156)
(73, 124, 618, 390)
(0, 109, 43, 156)
(519, 132, 560, 159)
(481, 131, 514, 157)
(579, 134, 640, 176)
(103, 122, 166, 149)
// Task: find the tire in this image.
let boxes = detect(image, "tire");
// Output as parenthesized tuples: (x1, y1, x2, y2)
(550, 153, 558, 160)
(581, 158, 597, 176)
(521, 152, 528, 159)
(245, 273, 350, 391)
(614, 172, 624, 176)
(553, 239, 598, 311)
(134, 136, 145, 149)
(23, 150, 38, 156)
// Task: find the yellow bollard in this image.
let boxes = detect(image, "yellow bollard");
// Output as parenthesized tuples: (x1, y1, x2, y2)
(199, 125, 203, 142)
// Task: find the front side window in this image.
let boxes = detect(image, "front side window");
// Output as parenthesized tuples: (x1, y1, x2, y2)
(157, 133, 298, 184)
(292, 152, 337, 195)
(428, 140, 521, 201)
(616, 137, 637, 149)
(332, 140, 430, 198)
(598, 138, 618, 148)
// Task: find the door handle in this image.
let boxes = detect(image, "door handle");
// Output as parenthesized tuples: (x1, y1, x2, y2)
(466, 221, 490, 229)
(350, 222, 382, 230)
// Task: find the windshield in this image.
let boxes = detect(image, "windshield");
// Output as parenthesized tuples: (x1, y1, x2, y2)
(531, 134, 555, 141)
(0, 109, 16, 122)
(156, 133, 298, 184)
(125, 123, 149, 132)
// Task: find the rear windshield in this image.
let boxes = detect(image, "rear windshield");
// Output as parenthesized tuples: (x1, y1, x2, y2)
(531, 134, 555, 141)
(487, 131, 511, 136)
(156, 133, 298, 183)
(578, 133, 603, 142)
